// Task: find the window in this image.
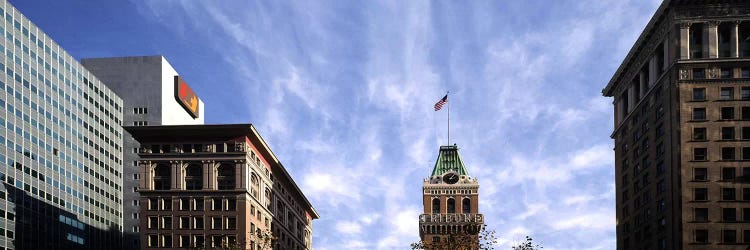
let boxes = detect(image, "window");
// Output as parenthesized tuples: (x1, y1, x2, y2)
(744, 67, 750, 78)
(695, 168, 707, 181)
(217, 164, 235, 190)
(193, 217, 204, 229)
(724, 208, 737, 222)
(153, 164, 171, 190)
(148, 217, 158, 229)
(212, 198, 222, 211)
(226, 199, 236, 211)
(162, 217, 172, 230)
(179, 217, 189, 229)
(695, 208, 708, 222)
(745, 230, 750, 243)
(161, 235, 172, 248)
(194, 198, 204, 211)
(212, 217, 221, 230)
(211, 235, 222, 248)
(722, 107, 735, 120)
(179, 235, 190, 248)
(447, 198, 455, 213)
(743, 87, 750, 99)
(721, 68, 733, 79)
(194, 235, 205, 248)
(180, 198, 189, 211)
(694, 68, 706, 79)
(721, 87, 734, 100)
(185, 164, 202, 190)
(722, 127, 735, 140)
(694, 127, 707, 141)
(723, 147, 736, 160)
(723, 188, 737, 200)
(723, 168, 736, 180)
(744, 188, 750, 201)
(132, 213, 139, 219)
(226, 217, 237, 230)
(149, 198, 158, 210)
(693, 88, 706, 101)
(744, 127, 750, 140)
(744, 147, 750, 160)
(133, 107, 148, 114)
(693, 108, 706, 120)
(162, 198, 172, 211)
(462, 198, 471, 213)
(724, 230, 737, 243)
(695, 188, 708, 201)
(148, 235, 158, 247)
(695, 229, 708, 243)
(432, 236, 440, 243)
(694, 148, 707, 161)
(744, 208, 750, 221)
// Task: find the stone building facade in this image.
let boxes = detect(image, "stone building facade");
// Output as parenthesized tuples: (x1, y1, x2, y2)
(603, 0, 750, 249)
(127, 124, 318, 250)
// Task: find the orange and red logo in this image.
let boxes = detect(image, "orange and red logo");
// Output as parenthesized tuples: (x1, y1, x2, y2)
(174, 76, 200, 118)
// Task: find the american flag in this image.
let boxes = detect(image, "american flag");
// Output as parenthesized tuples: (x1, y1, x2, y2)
(434, 95, 448, 111)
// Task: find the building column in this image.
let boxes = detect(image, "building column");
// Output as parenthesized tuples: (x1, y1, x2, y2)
(680, 23, 691, 59)
(171, 161, 180, 190)
(203, 160, 215, 190)
(142, 161, 153, 190)
(707, 21, 719, 58)
(732, 21, 740, 57)
(648, 56, 657, 87)
(237, 160, 247, 189)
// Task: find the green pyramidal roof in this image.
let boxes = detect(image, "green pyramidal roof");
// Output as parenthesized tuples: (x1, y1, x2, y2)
(431, 145, 469, 176)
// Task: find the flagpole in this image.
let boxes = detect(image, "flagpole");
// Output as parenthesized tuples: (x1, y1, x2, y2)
(447, 91, 450, 146)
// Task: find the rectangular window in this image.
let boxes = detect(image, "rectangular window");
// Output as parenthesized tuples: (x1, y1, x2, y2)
(226, 199, 236, 211)
(695, 168, 708, 181)
(744, 147, 750, 160)
(723, 167, 736, 180)
(743, 87, 750, 99)
(148, 235, 158, 247)
(744, 107, 750, 120)
(226, 217, 237, 230)
(722, 127, 735, 140)
(744, 208, 750, 221)
(694, 68, 706, 79)
(694, 127, 707, 141)
(744, 188, 750, 201)
(194, 198, 204, 211)
(723, 147, 736, 160)
(149, 198, 158, 210)
(743, 67, 750, 78)
(161, 235, 172, 248)
(148, 217, 158, 229)
(162, 198, 172, 211)
(695, 188, 708, 201)
(212, 198, 222, 211)
(695, 208, 708, 222)
(179, 235, 190, 248)
(721, 87, 735, 100)
(193, 217, 204, 229)
(211, 217, 221, 229)
(723, 188, 737, 200)
(744, 230, 750, 243)
(693, 108, 706, 120)
(693, 88, 706, 101)
(180, 198, 189, 211)
(179, 217, 189, 229)
(724, 208, 737, 222)
(696, 229, 709, 243)
(161, 217, 172, 230)
(722, 107, 735, 120)
(744, 127, 750, 140)
(721, 68, 733, 79)
(724, 230, 737, 243)
(694, 148, 708, 161)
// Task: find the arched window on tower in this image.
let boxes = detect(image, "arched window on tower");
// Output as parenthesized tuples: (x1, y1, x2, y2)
(185, 164, 202, 190)
(462, 198, 471, 213)
(217, 163, 235, 190)
(432, 198, 440, 214)
(447, 198, 455, 213)
(153, 164, 171, 190)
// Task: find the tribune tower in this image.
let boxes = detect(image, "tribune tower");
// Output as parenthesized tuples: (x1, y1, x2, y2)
(419, 145, 484, 249)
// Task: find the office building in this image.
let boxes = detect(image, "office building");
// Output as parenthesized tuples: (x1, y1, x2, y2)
(82, 55, 205, 249)
(418, 145, 483, 249)
(603, 0, 750, 248)
(127, 124, 318, 249)
(0, 0, 126, 249)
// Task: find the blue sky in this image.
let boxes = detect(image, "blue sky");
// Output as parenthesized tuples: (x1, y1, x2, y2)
(11, 0, 662, 249)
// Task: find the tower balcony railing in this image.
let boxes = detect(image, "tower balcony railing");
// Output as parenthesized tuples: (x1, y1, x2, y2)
(419, 213, 484, 224)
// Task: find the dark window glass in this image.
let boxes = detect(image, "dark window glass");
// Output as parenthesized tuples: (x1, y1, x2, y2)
(723, 168, 736, 180)
(743, 107, 750, 120)
(743, 67, 750, 78)
(724, 230, 737, 243)
(721, 87, 734, 100)
(722, 107, 735, 120)
(722, 127, 735, 140)
(694, 127, 707, 141)
(743, 87, 750, 99)
(723, 188, 737, 200)
(695, 208, 708, 222)
(723, 147, 736, 160)
(693, 88, 706, 101)
(744, 230, 750, 243)
(744, 147, 750, 160)
(721, 68, 732, 78)
(694, 68, 706, 79)
(724, 208, 737, 222)
(744, 188, 750, 201)
(695, 188, 708, 200)
(693, 108, 706, 120)
(694, 148, 708, 161)
(744, 127, 750, 140)
(696, 229, 708, 243)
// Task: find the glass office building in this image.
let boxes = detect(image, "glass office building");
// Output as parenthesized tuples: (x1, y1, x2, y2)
(0, 0, 124, 249)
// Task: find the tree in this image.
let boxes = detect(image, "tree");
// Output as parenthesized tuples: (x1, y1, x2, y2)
(188, 229, 277, 250)
(511, 236, 543, 250)
(410, 224, 498, 250)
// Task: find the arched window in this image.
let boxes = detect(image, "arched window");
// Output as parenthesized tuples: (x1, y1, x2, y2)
(251, 173, 259, 198)
(432, 198, 440, 214)
(447, 198, 455, 213)
(185, 164, 202, 190)
(217, 164, 235, 190)
(462, 198, 471, 213)
(741, 22, 750, 57)
(264, 188, 272, 209)
(153, 164, 171, 190)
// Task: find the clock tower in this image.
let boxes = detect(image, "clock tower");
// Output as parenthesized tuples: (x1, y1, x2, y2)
(419, 145, 483, 249)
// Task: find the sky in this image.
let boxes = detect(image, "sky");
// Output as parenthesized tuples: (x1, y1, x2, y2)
(10, 0, 663, 249)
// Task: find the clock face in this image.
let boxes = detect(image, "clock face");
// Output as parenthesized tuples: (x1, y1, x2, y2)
(444, 173, 459, 184)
